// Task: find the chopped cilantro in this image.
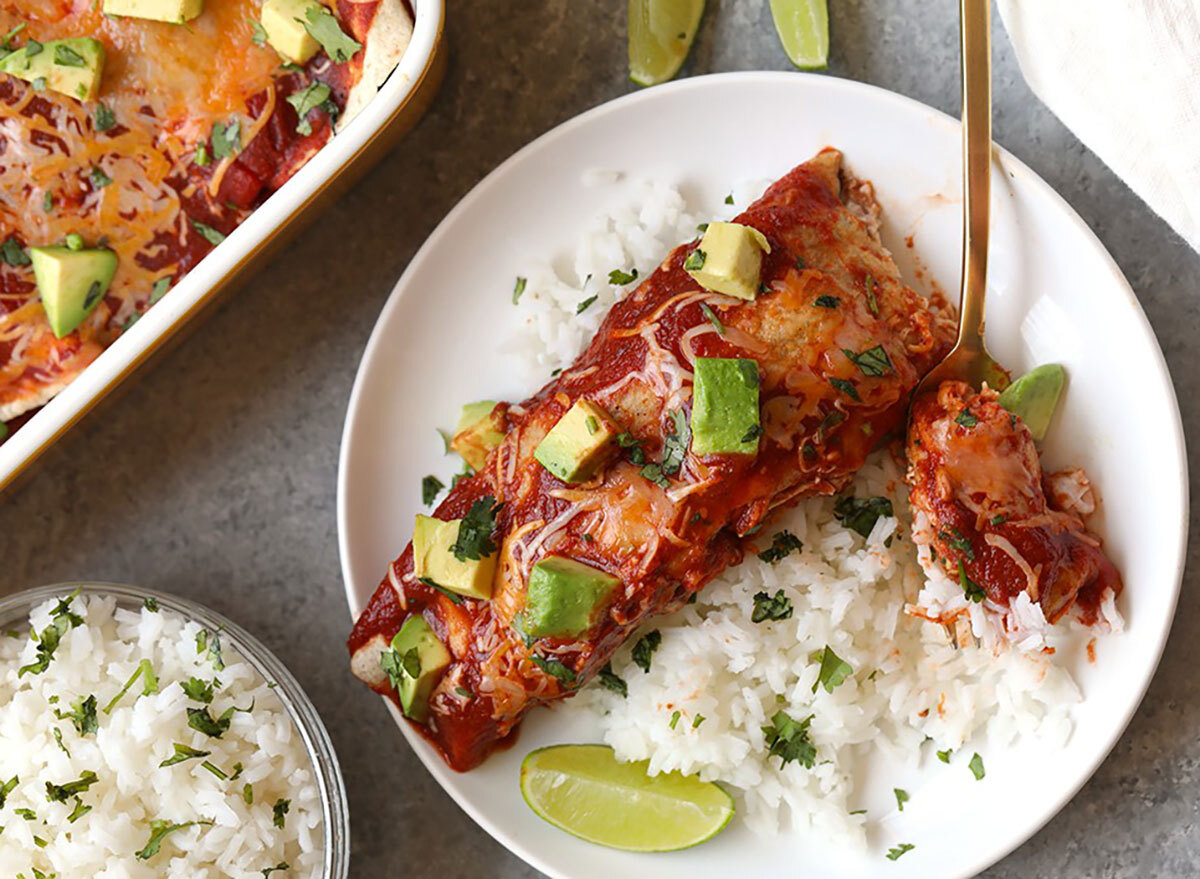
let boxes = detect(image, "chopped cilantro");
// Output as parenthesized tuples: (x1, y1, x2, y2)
(211, 119, 241, 159)
(683, 248, 706, 271)
(607, 267, 638, 285)
(159, 743, 211, 767)
(285, 81, 332, 136)
(968, 752, 985, 780)
(249, 18, 268, 46)
(194, 142, 210, 166)
(43, 191, 54, 212)
(758, 530, 803, 564)
(741, 423, 764, 444)
(52, 727, 70, 756)
(631, 630, 661, 673)
(669, 710, 681, 730)
(864, 275, 880, 315)
(303, 6, 362, 62)
(189, 218, 225, 246)
(94, 103, 116, 132)
(812, 645, 853, 694)
(381, 644, 421, 693)
(272, 798, 291, 829)
(67, 795, 91, 823)
(724, 193, 734, 205)
(958, 562, 985, 602)
(243, 783, 254, 805)
(455, 686, 473, 699)
(90, 165, 112, 188)
(833, 495, 893, 539)
(143, 597, 160, 612)
(937, 748, 952, 763)
(894, 788, 909, 811)
(103, 659, 157, 714)
(201, 761, 228, 779)
(55, 694, 98, 735)
(842, 345, 893, 377)
(135, 819, 209, 860)
(421, 475, 444, 505)
(814, 295, 839, 308)
(45, 770, 98, 803)
(699, 301, 725, 335)
(512, 276, 526, 304)
(616, 431, 645, 465)
(0, 775, 16, 809)
(955, 409, 978, 428)
(597, 662, 627, 697)
(195, 627, 225, 670)
(1, 236, 29, 266)
(186, 705, 235, 739)
(18, 593, 84, 677)
(938, 528, 975, 561)
(53, 44, 86, 67)
(451, 497, 500, 561)
(261, 864, 290, 878)
(180, 677, 217, 704)
(990, 514, 1007, 526)
(751, 589, 794, 623)
(886, 843, 914, 861)
(418, 576, 465, 605)
(693, 714, 706, 728)
(762, 711, 816, 768)
(532, 655, 576, 684)
(576, 294, 598, 314)
(795, 256, 806, 269)
(829, 377, 861, 402)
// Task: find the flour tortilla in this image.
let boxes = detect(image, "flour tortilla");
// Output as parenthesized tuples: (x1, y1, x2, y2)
(339, 0, 414, 132)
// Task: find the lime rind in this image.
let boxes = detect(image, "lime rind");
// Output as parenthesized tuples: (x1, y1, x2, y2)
(628, 0, 706, 87)
(520, 744, 735, 852)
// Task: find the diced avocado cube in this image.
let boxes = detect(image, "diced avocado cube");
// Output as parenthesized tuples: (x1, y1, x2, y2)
(451, 400, 504, 471)
(691, 357, 761, 455)
(102, 0, 204, 24)
(413, 514, 496, 600)
(525, 556, 620, 639)
(533, 400, 619, 483)
(0, 38, 106, 103)
(29, 246, 118, 339)
(997, 363, 1065, 442)
(389, 615, 451, 722)
(261, 0, 324, 65)
(685, 222, 771, 301)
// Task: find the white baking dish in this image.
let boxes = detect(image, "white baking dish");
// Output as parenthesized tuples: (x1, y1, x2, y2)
(0, 0, 446, 496)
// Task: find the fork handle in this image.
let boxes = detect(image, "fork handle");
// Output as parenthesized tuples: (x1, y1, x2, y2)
(958, 0, 992, 351)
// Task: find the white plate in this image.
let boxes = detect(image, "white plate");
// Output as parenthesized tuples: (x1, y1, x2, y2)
(338, 73, 1188, 879)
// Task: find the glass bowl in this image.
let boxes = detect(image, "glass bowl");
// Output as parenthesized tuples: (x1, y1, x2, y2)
(0, 582, 350, 878)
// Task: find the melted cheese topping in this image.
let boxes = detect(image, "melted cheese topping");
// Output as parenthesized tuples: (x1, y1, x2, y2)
(0, 2, 325, 416)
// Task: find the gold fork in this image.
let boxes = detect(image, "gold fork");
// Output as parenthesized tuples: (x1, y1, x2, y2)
(913, 0, 1007, 648)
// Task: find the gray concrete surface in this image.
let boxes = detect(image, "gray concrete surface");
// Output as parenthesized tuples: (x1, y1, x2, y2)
(3, 1, 1198, 876)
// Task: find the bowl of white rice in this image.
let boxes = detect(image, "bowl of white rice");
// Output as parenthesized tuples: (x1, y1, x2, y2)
(0, 582, 349, 879)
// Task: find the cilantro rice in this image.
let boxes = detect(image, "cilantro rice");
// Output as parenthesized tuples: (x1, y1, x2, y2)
(0, 592, 322, 877)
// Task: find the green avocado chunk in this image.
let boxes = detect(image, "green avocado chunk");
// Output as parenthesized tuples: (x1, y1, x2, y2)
(451, 400, 504, 471)
(260, 0, 322, 64)
(102, 0, 204, 25)
(996, 363, 1065, 442)
(685, 222, 771, 301)
(0, 37, 106, 102)
(525, 556, 620, 639)
(413, 514, 496, 600)
(534, 399, 619, 484)
(691, 357, 761, 455)
(29, 246, 118, 339)
(389, 616, 451, 722)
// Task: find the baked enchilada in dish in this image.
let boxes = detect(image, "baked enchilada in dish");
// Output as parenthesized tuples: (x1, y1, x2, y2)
(0, 0, 413, 434)
(348, 148, 1124, 775)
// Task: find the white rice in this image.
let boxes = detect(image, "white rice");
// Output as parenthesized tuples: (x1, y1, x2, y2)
(511, 173, 1120, 846)
(0, 593, 322, 877)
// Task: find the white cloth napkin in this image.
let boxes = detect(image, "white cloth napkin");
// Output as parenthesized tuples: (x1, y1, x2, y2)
(998, 0, 1200, 251)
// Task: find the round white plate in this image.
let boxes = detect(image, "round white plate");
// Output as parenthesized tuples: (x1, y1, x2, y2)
(338, 73, 1187, 879)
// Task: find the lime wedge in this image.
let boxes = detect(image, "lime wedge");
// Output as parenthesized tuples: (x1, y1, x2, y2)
(520, 744, 734, 852)
(769, 0, 829, 70)
(628, 0, 705, 87)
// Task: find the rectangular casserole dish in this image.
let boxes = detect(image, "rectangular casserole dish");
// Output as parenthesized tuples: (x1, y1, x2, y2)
(0, 0, 445, 497)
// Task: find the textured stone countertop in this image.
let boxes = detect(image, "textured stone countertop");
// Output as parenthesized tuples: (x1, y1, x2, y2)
(3, 2, 1198, 876)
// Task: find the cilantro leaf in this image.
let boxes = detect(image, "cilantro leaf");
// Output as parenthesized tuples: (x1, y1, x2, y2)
(0, 775, 17, 809)
(532, 654, 576, 684)
(864, 275, 880, 316)
(303, 6, 362, 63)
(684, 248, 706, 271)
(54, 44, 86, 67)
(955, 409, 978, 428)
(958, 561, 986, 603)
(285, 81, 332, 136)
(135, 819, 209, 860)
(451, 497, 500, 561)
(90, 165, 113, 188)
(67, 795, 91, 823)
(661, 408, 689, 477)
(1, 236, 29, 266)
(180, 677, 218, 704)
(273, 798, 291, 829)
(812, 645, 853, 694)
(669, 710, 681, 730)
(54, 694, 98, 735)
(814, 295, 839, 308)
(186, 706, 234, 738)
(938, 528, 975, 561)
(833, 495, 893, 539)
(512, 276, 526, 304)
(631, 630, 661, 673)
(969, 752, 985, 780)
(597, 663, 627, 697)
(211, 119, 241, 160)
(937, 748, 952, 763)
(261, 864, 290, 878)
(94, 103, 116, 132)
(758, 530, 802, 564)
(417, 576, 465, 605)
(894, 788, 909, 811)
(699, 301, 724, 335)
(45, 770, 98, 803)
(829, 377, 861, 402)
(886, 843, 914, 861)
(842, 345, 893, 377)
(189, 218, 225, 246)
(762, 711, 816, 768)
(576, 294, 598, 314)
(607, 267, 638, 285)
(249, 18, 268, 46)
(421, 475, 444, 505)
(159, 743, 211, 767)
(103, 659, 157, 713)
(751, 589, 794, 623)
